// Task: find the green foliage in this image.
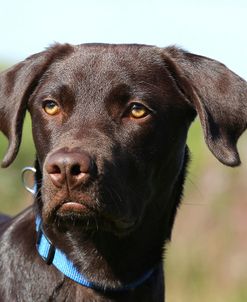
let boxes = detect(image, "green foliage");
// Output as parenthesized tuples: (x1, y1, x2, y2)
(0, 114, 35, 214)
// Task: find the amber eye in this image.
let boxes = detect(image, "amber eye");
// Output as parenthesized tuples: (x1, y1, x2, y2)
(43, 100, 60, 116)
(129, 103, 150, 119)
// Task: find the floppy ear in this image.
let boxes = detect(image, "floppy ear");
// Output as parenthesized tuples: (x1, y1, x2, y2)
(161, 46, 247, 167)
(0, 43, 73, 168)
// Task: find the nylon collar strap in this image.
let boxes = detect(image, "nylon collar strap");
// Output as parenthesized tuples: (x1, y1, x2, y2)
(35, 216, 154, 292)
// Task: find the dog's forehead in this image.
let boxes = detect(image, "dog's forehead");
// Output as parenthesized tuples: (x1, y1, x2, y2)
(73, 44, 163, 69)
(47, 44, 166, 87)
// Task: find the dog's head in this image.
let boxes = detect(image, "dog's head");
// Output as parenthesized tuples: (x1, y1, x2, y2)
(0, 43, 246, 236)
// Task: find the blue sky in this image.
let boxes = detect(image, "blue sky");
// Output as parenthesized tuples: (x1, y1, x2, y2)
(0, 0, 246, 79)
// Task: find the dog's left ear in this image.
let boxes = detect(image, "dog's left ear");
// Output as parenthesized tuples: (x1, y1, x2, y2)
(0, 43, 73, 168)
(161, 47, 247, 167)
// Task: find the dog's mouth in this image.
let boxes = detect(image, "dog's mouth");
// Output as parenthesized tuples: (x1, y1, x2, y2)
(57, 201, 91, 215)
(54, 198, 97, 222)
(49, 198, 137, 236)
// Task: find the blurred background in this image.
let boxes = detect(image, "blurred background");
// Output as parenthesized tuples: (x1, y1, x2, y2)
(0, 0, 247, 301)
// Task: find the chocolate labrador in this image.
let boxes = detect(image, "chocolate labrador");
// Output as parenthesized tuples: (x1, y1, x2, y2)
(0, 43, 246, 301)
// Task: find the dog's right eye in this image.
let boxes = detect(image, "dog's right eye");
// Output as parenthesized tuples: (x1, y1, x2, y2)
(43, 100, 61, 116)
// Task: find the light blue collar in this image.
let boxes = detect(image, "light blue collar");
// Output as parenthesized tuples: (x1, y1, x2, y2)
(35, 216, 155, 292)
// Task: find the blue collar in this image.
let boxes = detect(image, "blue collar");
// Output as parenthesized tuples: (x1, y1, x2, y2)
(35, 216, 155, 292)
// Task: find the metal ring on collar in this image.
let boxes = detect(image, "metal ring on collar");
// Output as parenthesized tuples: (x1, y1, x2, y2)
(21, 166, 37, 195)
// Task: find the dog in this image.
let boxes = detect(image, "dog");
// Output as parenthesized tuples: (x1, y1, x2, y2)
(0, 43, 246, 301)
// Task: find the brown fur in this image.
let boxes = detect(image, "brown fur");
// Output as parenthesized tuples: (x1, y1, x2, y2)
(0, 43, 246, 301)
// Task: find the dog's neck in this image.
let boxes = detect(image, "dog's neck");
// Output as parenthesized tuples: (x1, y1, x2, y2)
(36, 201, 167, 290)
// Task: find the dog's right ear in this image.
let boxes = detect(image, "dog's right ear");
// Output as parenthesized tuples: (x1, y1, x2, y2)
(0, 43, 73, 168)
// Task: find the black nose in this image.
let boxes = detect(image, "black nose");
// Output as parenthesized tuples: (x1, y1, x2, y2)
(45, 149, 94, 188)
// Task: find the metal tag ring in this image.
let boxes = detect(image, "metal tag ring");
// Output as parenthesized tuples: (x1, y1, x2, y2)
(21, 166, 37, 195)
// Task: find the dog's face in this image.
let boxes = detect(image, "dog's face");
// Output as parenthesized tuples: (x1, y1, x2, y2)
(29, 45, 193, 234)
(0, 44, 246, 237)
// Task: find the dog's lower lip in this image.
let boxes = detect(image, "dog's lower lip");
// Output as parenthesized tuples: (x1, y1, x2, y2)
(58, 202, 87, 213)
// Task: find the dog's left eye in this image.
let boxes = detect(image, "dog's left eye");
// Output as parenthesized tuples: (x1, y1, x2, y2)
(43, 100, 61, 116)
(128, 103, 151, 119)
